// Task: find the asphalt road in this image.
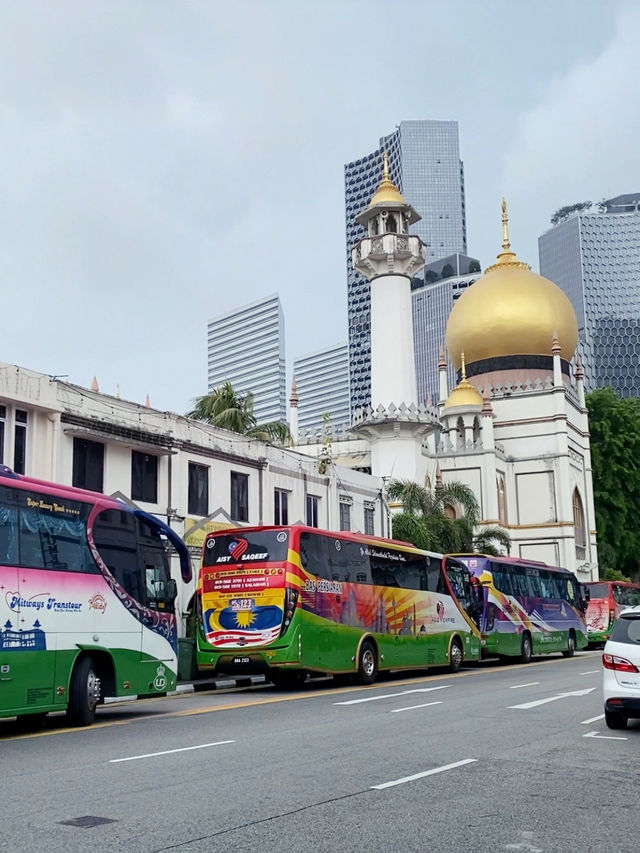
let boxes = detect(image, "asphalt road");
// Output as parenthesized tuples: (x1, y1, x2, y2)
(1, 650, 637, 853)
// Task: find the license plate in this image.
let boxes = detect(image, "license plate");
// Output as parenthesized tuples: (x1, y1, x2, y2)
(232, 656, 251, 665)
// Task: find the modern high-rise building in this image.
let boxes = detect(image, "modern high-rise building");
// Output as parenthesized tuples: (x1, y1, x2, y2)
(412, 253, 481, 404)
(207, 293, 286, 423)
(345, 120, 467, 414)
(539, 194, 640, 397)
(293, 342, 350, 435)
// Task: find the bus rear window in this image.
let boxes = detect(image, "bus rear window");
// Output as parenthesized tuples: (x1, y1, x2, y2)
(203, 530, 290, 566)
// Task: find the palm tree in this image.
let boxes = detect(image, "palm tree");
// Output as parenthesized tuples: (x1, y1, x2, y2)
(386, 478, 510, 556)
(187, 382, 291, 445)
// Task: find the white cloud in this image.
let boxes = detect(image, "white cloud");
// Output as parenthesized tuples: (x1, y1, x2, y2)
(500, 2, 640, 269)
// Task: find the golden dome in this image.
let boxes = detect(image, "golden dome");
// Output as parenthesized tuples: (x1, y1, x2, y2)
(444, 352, 483, 409)
(367, 151, 408, 208)
(446, 200, 578, 371)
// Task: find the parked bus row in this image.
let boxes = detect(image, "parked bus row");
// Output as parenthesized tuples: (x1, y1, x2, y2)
(0, 469, 591, 727)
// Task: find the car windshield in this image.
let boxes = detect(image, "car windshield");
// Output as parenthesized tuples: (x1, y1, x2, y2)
(610, 613, 640, 645)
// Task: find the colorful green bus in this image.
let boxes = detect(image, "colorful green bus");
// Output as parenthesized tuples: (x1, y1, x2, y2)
(195, 525, 482, 686)
(454, 554, 589, 662)
(0, 467, 192, 726)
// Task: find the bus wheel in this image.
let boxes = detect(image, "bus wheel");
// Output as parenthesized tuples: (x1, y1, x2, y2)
(356, 641, 377, 685)
(67, 656, 101, 726)
(449, 639, 463, 673)
(562, 631, 576, 658)
(520, 633, 532, 664)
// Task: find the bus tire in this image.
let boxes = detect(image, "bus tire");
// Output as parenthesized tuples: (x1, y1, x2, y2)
(448, 638, 463, 673)
(562, 630, 576, 658)
(67, 655, 101, 726)
(520, 632, 532, 664)
(356, 641, 377, 685)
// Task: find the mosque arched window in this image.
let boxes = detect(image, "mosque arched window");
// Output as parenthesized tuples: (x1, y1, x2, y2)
(573, 488, 586, 560)
(370, 217, 379, 236)
(386, 213, 398, 233)
(497, 475, 508, 525)
(456, 418, 465, 449)
(473, 417, 481, 446)
(443, 504, 457, 520)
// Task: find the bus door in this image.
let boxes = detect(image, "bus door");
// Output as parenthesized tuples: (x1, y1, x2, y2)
(0, 564, 25, 713)
(445, 560, 480, 627)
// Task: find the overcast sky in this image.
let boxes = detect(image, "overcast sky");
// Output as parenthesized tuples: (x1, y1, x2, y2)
(1, 0, 637, 414)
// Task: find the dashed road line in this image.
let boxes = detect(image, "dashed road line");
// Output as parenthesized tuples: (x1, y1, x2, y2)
(371, 758, 477, 789)
(581, 714, 605, 725)
(390, 701, 443, 713)
(334, 685, 451, 706)
(110, 740, 235, 763)
(509, 682, 540, 689)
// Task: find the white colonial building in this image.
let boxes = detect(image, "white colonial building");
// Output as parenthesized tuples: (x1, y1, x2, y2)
(0, 363, 385, 628)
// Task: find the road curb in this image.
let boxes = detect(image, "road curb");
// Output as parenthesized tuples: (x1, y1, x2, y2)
(175, 675, 266, 694)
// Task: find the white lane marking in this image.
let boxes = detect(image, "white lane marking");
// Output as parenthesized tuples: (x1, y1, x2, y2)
(391, 701, 443, 714)
(334, 685, 451, 705)
(371, 758, 477, 790)
(110, 740, 235, 763)
(580, 670, 599, 675)
(509, 682, 540, 689)
(583, 731, 627, 741)
(509, 687, 595, 710)
(581, 714, 605, 725)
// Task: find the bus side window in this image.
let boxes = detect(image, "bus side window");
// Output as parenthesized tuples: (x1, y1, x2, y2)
(527, 569, 543, 598)
(490, 564, 513, 596)
(0, 489, 18, 564)
(93, 509, 142, 601)
(299, 532, 329, 579)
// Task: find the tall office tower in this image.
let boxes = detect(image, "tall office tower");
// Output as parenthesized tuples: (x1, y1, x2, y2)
(293, 342, 350, 434)
(412, 253, 481, 404)
(539, 194, 640, 397)
(345, 120, 467, 414)
(207, 293, 286, 423)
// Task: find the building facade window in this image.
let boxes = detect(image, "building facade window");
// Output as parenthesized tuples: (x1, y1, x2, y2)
(131, 451, 158, 503)
(188, 462, 209, 517)
(0, 405, 5, 465)
(14, 409, 28, 475)
(364, 505, 375, 535)
(497, 474, 508, 525)
(573, 488, 586, 560)
(72, 437, 104, 493)
(274, 489, 289, 526)
(339, 501, 351, 531)
(230, 471, 249, 522)
(306, 494, 319, 528)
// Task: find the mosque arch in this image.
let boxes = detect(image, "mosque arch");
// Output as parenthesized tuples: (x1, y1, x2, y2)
(472, 417, 481, 446)
(456, 417, 465, 449)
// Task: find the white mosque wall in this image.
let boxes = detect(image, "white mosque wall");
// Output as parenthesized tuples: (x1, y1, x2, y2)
(370, 274, 417, 407)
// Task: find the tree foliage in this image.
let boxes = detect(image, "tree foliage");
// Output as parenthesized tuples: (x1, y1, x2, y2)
(187, 382, 291, 444)
(424, 269, 440, 284)
(387, 479, 510, 556)
(550, 200, 592, 226)
(441, 263, 455, 279)
(468, 259, 481, 273)
(601, 567, 632, 583)
(587, 388, 640, 579)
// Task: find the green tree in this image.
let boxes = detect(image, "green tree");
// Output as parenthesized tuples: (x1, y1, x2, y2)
(187, 382, 291, 444)
(601, 568, 632, 583)
(424, 269, 440, 284)
(386, 479, 510, 555)
(468, 259, 481, 273)
(550, 200, 592, 225)
(441, 263, 455, 279)
(587, 387, 640, 579)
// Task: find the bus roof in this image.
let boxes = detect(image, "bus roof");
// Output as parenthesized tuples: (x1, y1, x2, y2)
(204, 524, 442, 557)
(451, 553, 574, 575)
(0, 467, 125, 508)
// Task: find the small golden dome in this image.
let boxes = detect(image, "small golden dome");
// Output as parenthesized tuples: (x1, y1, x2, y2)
(367, 151, 408, 208)
(444, 378, 483, 409)
(444, 353, 483, 409)
(446, 200, 578, 371)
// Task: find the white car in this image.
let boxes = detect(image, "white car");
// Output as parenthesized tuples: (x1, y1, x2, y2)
(603, 605, 640, 729)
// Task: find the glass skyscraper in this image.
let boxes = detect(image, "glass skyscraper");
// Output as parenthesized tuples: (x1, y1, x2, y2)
(538, 194, 640, 397)
(345, 120, 467, 414)
(293, 342, 350, 434)
(207, 293, 286, 423)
